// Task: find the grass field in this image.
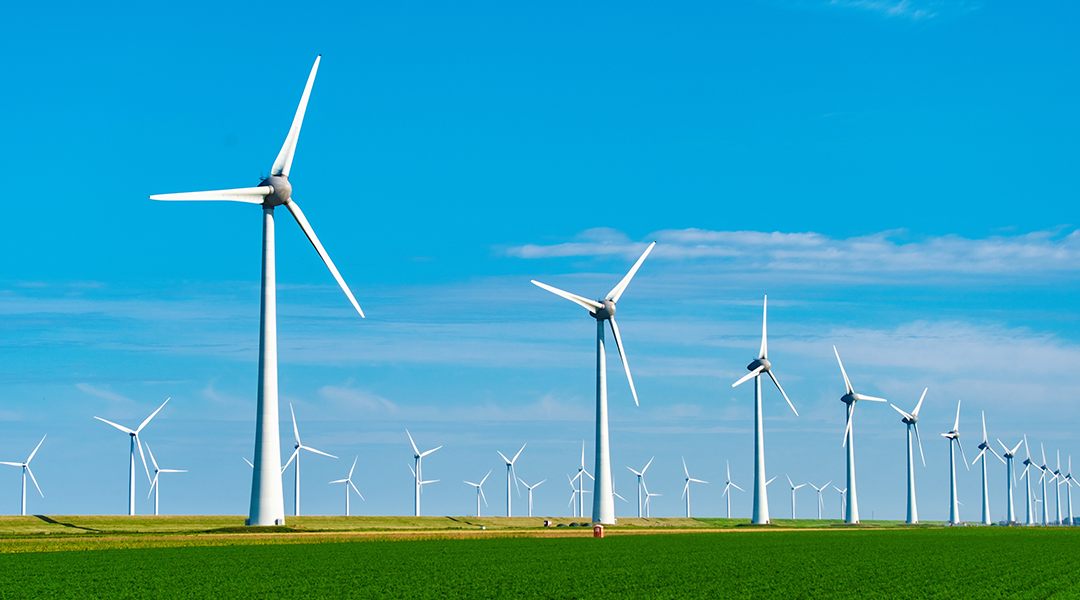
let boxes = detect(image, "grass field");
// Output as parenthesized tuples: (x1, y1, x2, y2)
(0, 517, 1077, 598)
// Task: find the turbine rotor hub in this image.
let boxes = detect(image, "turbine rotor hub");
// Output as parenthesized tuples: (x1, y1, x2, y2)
(592, 299, 616, 321)
(747, 358, 771, 372)
(260, 175, 292, 207)
(840, 393, 856, 405)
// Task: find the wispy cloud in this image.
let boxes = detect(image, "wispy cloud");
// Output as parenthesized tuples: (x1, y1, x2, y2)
(824, 0, 979, 20)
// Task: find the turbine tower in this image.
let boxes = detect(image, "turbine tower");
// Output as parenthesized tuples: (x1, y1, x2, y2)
(463, 470, 491, 518)
(1065, 457, 1076, 526)
(144, 444, 186, 516)
(627, 457, 654, 519)
(531, 242, 654, 524)
(329, 456, 364, 516)
(940, 399, 969, 525)
(518, 478, 546, 518)
(150, 57, 365, 526)
(808, 481, 832, 520)
(834, 486, 847, 520)
(1020, 435, 1035, 525)
(406, 430, 441, 517)
(833, 347, 887, 524)
(972, 411, 1005, 525)
(786, 475, 808, 519)
(94, 398, 169, 515)
(1054, 451, 1064, 525)
(889, 388, 926, 524)
(0, 435, 46, 516)
(997, 437, 1024, 523)
(681, 457, 708, 518)
(497, 444, 526, 517)
(731, 296, 798, 525)
(1037, 444, 1055, 524)
(281, 404, 338, 517)
(721, 460, 744, 519)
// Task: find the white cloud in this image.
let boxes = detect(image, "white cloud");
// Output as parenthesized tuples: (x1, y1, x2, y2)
(824, 0, 979, 20)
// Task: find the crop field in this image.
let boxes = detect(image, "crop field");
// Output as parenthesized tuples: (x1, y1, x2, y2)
(0, 518, 1078, 599)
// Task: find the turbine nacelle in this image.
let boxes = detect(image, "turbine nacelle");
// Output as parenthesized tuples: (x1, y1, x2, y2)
(841, 393, 857, 406)
(591, 299, 616, 321)
(258, 176, 292, 207)
(745, 357, 771, 373)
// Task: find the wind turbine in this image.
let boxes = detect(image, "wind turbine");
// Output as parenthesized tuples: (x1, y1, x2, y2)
(786, 475, 808, 520)
(721, 460, 744, 519)
(570, 441, 594, 519)
(941, 399, 969, 524)
(0, 435, 46, 516)
(971, 411, 1005, 525)
(890, 388, 927, 524)
(463, 470, 491, 518)
(281, 404, 337, 517)
(1064, 457, 1076, 526)
(834, 485, 847, 520)
(143, 444, 186, 516)
(1054, 451, 1064, 525)
(407, 430, 441, 517)
(329, 456, 364, 516)
(531, 242, 655, 524)
(567, 473, 592, 517)
(643, 479, 661, 518)
(1037, 444, 1055, 525)
(731, 296, 798, 525)
(497, 444, 526, 517)
(834, 347, 887, 524)
(94, 398, 170, 515)
(808, 481, 832, 520)
(518, 478, 546, 518)
(1020, 435, 1036, 525)
(997, 437, 1024, 523)
(150, 57, 365, 526)
(681, 457, 708, 518)
(627, 457, 654, 519)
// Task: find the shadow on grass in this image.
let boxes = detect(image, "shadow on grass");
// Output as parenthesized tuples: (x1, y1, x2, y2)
(33, 516, 101, 533)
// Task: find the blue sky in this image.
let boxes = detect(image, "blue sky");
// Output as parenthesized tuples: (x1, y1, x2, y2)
(1, 1, 1078, 521)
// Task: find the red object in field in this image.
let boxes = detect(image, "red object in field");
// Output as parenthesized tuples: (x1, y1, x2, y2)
(593, 524, 604, 538)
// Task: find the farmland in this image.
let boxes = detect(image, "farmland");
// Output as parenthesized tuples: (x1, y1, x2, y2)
(0, 518, 1078, 598)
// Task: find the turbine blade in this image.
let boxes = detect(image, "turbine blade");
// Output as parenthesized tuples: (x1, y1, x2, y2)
(767, 370, 798, 416)
(731, 483, 745, 492)
(973, 448, 986, 466)
(497, 451, 511, 464)
(890, 404, 913, 420)
(301, 445, 338, 459)
(420, 446, 442, 458)
(350, 481, 364, 500)
(271, 55, 320, 177)
(731, 365, 765, 389)
(843, 404, 853, 447)
(854, 394, 888, 403)
(282, 448, 299, 474)
(913, 388, 927, 417)
(285, 199, 365, 318)
(683, 456, 690, 478)
(137, 398, 170, 433)
(25, 465, 43, 497)
(530, 280, 603, 312)
(759, 295, 768, 359)
(607, 317, 640, 406)
(982, 411, 988, 443)
(627, 467, 642, 476)
(290, 403, 302, 445)
(997, 438, 1010, 454)
(94, 417, 134, 435)
(954, 399, 962, 433)
(134, 434, 152, 483)
(606, 241, 656, 303)
(349, 456, 358, 479)
(331, 478, 349, 484)
(408, 463, 416, 478)
(914, 423, 926, 467)
(145, 443, 160, 472)
(243, 457, 254, 468)
(512, 465, 521, 497)
(992, 449, 1006, 465)
(150, 186, 270, 203)
(643, 456, 654, 474)
(958, 438, 970, 470)
(512, 444, 527, 463)
(833, 346, 854, 395)
(786, 474, 794, 488)
(682, 481, 689, 499)
(766, 476, 777, 486)
(406, 430, 420, 456)
(25, 435, 46, 464)
(147, 473, 158, 498)
(690, 478, 707, 484)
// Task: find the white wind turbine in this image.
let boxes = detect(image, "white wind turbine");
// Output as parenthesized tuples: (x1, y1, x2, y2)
(731, 296, 798, 525)
(1037, 444, 1055, 524)
(0, 435, 46, 516)
(464, 470, 491, 518)
(497, 444, 526, 517)
(407, 430, 441, 517)
(786, 475, 808, 520)
(808, 481, 832, 520)
(834, 485, 847, 520)
(1053, 451, 1065, 525)
(681, 457, 708, 518)
(971, 411, 1005, 525)
(1064, 457, 1076, 526)
(890, 388, 927, 524)
(94, 398, 170, 515)
(329, 456, 364, 516)
(281, 403, 338, 517)
(518, 478, 546, 518)
(997, 437, 1024, 523)
(1019, 435, 1036, 525)
(627, 457, 654, 519)
(940, 399, 969, 524)
(144, 444, 186, 516)
(531, 242, 654, 524)
(150, 56, 365, 527)
(570, 441, 594, 519)
(721, 460, 745, 519)
(834, 347, 887, 524)
(643, 479, 661, 518)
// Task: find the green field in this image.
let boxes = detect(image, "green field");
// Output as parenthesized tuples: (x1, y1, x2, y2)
(0, 517, 1077, 598)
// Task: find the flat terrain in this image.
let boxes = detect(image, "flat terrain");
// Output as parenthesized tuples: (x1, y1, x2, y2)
(0, 517, 1076, 599)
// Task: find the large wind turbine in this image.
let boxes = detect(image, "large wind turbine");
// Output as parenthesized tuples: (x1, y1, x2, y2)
(497, 444, 526, 517)
(150, 57, 365, 526)
(808, 481, 832, 520)
(407, 430, 441, 517)
(0, 435, 46, 516)
(1054, 451, 1064, 525)
(1037, 444, 1055, 524)
(1064, 457, 1076, 526)
(627, 457, 654, 519)
(940, 399, 969, 524)
(144, 444, 186, 516)
(681, 457, 708, 518)
(531, 243, 654, 524)
(94, 398, 169, 515)
(329, 456, 364, 516)
(971, 411, 1005, 525)
(890, 388, 926, 524)
(464, 471, 491, 518)
(786, 475, 808, 519)
(997, 437, 1024, 523)
(518, 478, 546, 518)
(721, 460, 744, 519)
(281, 404, 338, 517)
(833, 347, 887, 524)
(731, 296, 798, 525)
(1020, 435, 1035, 525)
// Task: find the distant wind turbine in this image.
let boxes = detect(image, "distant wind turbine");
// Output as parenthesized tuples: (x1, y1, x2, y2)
(145, 444, 186, 516)
(834, 347, 887, 524)
(786, 475, 808, 520)
(1054, 451, 1065, 525)
(681, 457, 708, 518)
(1020, 435, 1036, 525)
(627, 457, 654, 519)
(890, 388, 927, 524)
(0, 435, 46, 516)
(971, 411, 1005, 525)
(497, 444, 526, 517)
(407, 430, 441, 516)
(997, 437, 1024, 523)
(1036, 443, 1055, 524)
(518, 478, 546, 518)
(531, 242, 655, 524)
(570, 441, 594, 519)
(833, 486, 847, 520)
(329, 456, 364, 516)
(721, 460, 744, 519)
(281, 403, 338, 517)
(464, 470, 491, 518)
(94, 398, 169, 515)
(940, 399, 970, 524)
(808, 481, 832, 520)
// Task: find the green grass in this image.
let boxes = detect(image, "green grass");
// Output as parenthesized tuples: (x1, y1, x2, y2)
(0, 527, 1078, 599)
